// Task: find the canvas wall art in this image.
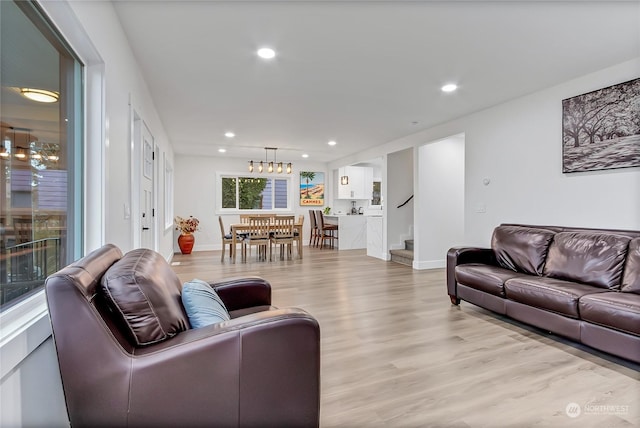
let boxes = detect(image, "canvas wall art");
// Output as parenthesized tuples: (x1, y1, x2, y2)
(562, 78, 640, 173)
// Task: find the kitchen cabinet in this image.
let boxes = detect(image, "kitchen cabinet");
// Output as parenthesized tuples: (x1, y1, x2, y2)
(338, 166, 373, 200)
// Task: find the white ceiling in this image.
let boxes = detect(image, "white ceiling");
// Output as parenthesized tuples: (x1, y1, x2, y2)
(112, 1, 640, 163)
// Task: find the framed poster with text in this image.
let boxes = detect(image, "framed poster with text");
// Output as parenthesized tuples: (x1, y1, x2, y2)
(299, 171, 324, 206)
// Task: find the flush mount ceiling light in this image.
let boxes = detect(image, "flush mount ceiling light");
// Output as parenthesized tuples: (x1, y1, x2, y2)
(257, 47, 276, 59)
(302, 154, 309, 158)
(218, 148, 226, 153)
(441, 83, 458, 93)
(328, 140, 337, 146)
(20, 88, 59, 103)
(224, 132, 235, 138)
(249, 147, 292, 174)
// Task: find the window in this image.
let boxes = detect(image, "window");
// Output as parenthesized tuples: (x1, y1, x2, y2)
(0, 1, 83, 310)
(220, 175, 292, 211)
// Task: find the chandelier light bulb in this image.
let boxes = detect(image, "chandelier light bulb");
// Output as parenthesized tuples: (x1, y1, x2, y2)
(248, 147, 291, 174)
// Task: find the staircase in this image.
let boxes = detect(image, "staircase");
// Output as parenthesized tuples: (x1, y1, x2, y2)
(390, 239, 413, 266)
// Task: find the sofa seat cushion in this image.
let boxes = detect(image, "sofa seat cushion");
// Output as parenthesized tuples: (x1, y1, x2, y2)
(504, 276, 607, 318)
(455, 264, 527, 297)
(579, 292, 640, 336)
(491, 225, 556, 275)
(544, 231, 630, 290)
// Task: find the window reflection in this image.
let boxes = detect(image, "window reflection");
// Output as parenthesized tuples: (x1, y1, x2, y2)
(0, 0, 82, 310)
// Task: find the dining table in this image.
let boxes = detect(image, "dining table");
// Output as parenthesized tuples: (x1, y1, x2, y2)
(229, 220, 304, 263)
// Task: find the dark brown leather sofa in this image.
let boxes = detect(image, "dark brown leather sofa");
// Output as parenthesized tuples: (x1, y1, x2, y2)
(447, 224, 640, 364)
(45, 244, 320, 427)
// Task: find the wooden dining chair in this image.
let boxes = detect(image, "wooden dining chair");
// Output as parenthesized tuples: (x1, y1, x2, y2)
(218, 216, 241, 262)
(242, 216, 272, 262)
(315, 210, 338, 249)
(270, 215, 295, 260)
(295, 214, 304, 257)
(308, 210, 319, 248)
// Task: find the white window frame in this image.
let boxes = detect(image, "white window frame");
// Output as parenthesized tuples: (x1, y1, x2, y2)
(216, 172, 294, 213)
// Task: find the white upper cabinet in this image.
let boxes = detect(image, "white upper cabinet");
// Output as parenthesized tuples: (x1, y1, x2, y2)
(338, 166, 373, 199)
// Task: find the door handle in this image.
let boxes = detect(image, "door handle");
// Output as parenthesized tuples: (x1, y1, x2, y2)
(142, 227, 150, 231)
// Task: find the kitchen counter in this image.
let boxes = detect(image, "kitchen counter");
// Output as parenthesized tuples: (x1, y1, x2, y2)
(323, 214, 367, 250)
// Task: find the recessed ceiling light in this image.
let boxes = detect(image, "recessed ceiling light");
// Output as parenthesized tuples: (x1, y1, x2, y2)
(224, 132, 235, 138)
(218, 148, 226, 153)
(302, 154, 309, 158)
(441, 84, 458, 93)
(328, 140, 337, 146)
(257, 47, 276, 59)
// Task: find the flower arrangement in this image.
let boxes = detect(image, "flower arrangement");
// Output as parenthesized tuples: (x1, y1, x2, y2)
(174, 216, 200, 234)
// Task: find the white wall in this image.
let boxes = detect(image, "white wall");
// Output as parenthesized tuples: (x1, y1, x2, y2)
(414, 135, 465, 268)
(461, 59, 640, 245)
(66, 0, 176, 256)
(386, 148, 414, 250)
(0, 338, 67, 427)
(174, 154, 329, 252)
(333, 58, 640, 251)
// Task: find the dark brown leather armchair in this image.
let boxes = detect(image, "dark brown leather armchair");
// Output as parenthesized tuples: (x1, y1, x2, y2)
(45, 244, 320, 427)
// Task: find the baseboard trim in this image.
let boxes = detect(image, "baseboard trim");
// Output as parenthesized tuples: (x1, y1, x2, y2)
(413, 259, 445, 270)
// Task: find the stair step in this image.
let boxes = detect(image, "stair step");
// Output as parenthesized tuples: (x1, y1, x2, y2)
(405, 239, 414, 251)
(390, 249, 413, 267)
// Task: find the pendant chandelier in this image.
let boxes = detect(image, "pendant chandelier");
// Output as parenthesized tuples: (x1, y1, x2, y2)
(248, 147, 292, 174)
(0, 126, 60, 162)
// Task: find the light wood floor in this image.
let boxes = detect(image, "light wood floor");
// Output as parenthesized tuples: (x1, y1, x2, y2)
(171, 247, 640, 427)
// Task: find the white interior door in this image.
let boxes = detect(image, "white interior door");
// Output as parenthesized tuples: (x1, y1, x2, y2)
(140, 125, 155, 249)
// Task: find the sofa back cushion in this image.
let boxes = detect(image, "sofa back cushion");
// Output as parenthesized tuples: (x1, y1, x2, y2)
(544, 232, 630, 290)
(622, 238, 640, 294)
(491, 225, 555, 275)
(100, 248, 189, 346)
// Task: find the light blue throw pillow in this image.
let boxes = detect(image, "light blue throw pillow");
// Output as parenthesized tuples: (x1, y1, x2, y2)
(181, 279, 231, 328)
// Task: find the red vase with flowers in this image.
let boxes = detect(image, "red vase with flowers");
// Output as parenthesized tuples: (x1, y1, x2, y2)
(175, 216, 200, 254)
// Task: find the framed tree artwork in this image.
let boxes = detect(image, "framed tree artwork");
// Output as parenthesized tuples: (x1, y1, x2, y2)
(562, 78, 640, 173)
(299, 171, 324, 206)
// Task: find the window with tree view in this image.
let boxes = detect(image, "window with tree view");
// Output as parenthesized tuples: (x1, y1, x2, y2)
(221, 176, 290, 210)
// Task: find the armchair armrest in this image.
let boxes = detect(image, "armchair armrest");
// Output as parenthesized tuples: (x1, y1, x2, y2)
(208, 276, 271, 311)
(446, 246, 496, 304)
(130, 308, 320, 427)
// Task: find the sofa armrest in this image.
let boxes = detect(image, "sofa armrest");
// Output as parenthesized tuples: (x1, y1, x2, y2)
(130, 308, 320, 427)
(446, 246, 496, 304)
(208, 276, 271, 310)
